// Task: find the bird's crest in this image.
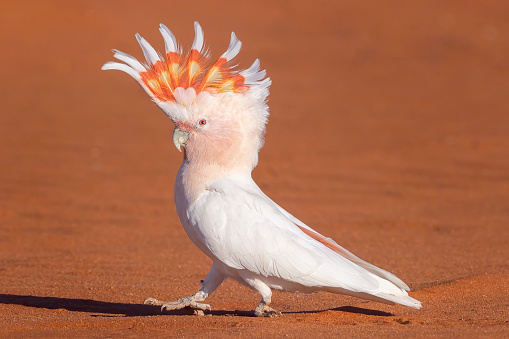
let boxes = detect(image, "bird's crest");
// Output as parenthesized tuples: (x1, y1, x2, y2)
(102, 22, 266, 108)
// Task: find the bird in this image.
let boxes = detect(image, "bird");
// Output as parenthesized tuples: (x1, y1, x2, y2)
(102, 21, 421, 317)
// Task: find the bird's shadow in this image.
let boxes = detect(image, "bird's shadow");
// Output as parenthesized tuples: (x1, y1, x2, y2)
(0, 294, 393, 318)
(0, 294, 222, 317)
(324, 306, 393, 317)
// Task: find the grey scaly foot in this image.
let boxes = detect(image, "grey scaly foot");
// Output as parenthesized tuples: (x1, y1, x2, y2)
(144, 296, 211, 316)
(254, 303, 282, 317)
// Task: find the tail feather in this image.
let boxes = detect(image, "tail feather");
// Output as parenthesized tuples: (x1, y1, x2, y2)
(261, 191, 421, 308)
(326, 285, 422, 309)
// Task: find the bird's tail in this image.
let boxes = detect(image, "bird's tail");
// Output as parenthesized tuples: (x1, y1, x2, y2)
(259, 190, 422, 309)
(297, 225, 422, 309)
(326, 279, 422, 309)
(376, 293, 422, 309)
(366, 271, 422, 309)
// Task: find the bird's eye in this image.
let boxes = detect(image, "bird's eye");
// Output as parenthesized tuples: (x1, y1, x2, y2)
(198, 119, 207, 126)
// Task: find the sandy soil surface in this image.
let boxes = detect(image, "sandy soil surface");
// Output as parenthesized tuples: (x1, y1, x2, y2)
(1, 0, 508, 337)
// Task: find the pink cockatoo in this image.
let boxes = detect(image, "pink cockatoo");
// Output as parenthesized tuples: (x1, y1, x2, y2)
(102, 22, 421, 317)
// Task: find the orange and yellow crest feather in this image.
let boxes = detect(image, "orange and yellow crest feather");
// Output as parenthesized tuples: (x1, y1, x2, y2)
(103, 22, 266, 106)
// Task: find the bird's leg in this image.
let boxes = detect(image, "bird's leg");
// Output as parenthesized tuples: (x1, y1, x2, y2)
(144, 263, 225, 316)
(243, 276, 282, 317)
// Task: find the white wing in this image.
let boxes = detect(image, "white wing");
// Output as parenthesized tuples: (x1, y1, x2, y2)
(188, 175, 421, 308)
(252, 185, 412, 292)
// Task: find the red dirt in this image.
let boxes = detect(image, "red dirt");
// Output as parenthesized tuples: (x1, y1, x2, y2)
(1, 1, 508, 337)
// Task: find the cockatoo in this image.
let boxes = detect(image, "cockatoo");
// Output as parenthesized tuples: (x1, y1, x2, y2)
(102, 22, 421, 317)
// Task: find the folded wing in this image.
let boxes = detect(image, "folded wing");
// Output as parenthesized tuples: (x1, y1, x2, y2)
(189, 176, 421, 309)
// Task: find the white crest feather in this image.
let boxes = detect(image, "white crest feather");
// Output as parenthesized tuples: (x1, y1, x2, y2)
(191, 21, 204, 52)
(241, 59, 266, 84)
(221, 32, 242, 61)
(101, 61, 141, 80)
(159, 24, 178, 54)
(174, 87, 197, 106)
(112, 49, 146, 72)
(135, 33, 161, 66)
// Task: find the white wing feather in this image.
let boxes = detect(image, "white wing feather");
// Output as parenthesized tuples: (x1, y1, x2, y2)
(253, 186, 412, 292)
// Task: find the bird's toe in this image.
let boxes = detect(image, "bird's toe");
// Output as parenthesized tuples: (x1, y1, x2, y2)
(156, 299, 210, 316)
(189, 301, 211, 311)
(254, 305, 282, 317)
(144, 297, 160, 306)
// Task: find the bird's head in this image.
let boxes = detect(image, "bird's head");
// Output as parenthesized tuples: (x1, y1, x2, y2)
(103, 22, 270, 173)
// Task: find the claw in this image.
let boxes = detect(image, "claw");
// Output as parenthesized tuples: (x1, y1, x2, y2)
(144, 296, 210, 316)
(144, 297, 158, 305)
(161, 300, 210, 311)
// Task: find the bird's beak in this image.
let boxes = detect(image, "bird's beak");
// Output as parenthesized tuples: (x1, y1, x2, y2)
(172, 127, 189, 152)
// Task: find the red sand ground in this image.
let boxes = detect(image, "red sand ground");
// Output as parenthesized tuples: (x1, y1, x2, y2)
(1, 1, 508, 337)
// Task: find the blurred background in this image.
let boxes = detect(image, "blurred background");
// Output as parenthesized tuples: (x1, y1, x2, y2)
(0, 0, 508, 336)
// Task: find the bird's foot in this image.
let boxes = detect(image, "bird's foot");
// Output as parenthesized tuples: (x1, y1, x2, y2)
(144, 296, 211, 316)
(254, 303, 282, 318)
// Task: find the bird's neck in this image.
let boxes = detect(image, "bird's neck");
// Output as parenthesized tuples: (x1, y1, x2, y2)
(176, 159, 253, 204)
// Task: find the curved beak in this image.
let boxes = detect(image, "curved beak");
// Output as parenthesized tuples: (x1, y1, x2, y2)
(172, 127, 189, 152)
